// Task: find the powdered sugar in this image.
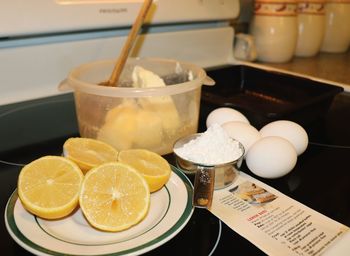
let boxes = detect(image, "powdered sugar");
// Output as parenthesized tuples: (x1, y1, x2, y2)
(174, 123, 243, 165)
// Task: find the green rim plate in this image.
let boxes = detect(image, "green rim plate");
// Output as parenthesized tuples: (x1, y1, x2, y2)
(5, 165, 193, 256)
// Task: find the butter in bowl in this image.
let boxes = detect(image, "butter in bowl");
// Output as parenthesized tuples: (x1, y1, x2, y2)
(59, 57, 214, 155)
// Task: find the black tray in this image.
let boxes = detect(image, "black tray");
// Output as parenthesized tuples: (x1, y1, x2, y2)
(201, 65, 343, 129)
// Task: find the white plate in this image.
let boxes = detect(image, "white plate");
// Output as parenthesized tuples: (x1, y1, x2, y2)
(5, 166, 193, 256)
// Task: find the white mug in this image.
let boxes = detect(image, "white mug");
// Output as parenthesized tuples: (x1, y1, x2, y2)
(321, 0, 350, 53)
(234, 33, 257, 61)
(295, 0, 326, 57)
(250, 0, 298, 63)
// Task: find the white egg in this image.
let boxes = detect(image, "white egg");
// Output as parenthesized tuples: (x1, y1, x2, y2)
(206, 107, 249, 128)
(246, 136, 297, 179)
(222, 121, 261, 156)
(260, 120, 308, 155)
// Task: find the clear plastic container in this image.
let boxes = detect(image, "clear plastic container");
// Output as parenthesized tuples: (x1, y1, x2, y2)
(59, 57, 212, 155)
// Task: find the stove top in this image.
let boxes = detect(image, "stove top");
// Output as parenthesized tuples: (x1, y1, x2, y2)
(1, 69, 350, 255)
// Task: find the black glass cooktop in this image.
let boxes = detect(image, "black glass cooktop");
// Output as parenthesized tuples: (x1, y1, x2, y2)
(1, 68, 350, 255)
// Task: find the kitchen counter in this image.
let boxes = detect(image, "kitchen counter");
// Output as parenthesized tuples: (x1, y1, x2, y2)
(243, 49, 350, 92)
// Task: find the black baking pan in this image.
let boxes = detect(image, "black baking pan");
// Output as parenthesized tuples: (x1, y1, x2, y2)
(200, 65, 344, 129)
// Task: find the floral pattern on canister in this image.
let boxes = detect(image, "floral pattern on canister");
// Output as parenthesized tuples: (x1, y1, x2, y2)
(254, 0, 297, 16)
(326, 0, 350, 2)
(297, 0, 325, 15)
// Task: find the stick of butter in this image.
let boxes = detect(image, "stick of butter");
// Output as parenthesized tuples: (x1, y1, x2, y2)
(132, 65, 181, 137)
(97, 99, 138, 150)
(97, 65, 181, 152)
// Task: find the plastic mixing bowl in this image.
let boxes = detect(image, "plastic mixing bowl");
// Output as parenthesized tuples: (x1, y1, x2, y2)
(59, 57, 212, 155)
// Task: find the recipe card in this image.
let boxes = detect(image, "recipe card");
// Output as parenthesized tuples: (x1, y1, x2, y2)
(210, 172, 349, 256)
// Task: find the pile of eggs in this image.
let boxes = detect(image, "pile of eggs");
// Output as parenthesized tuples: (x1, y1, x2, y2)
(206, 107, 309, 179)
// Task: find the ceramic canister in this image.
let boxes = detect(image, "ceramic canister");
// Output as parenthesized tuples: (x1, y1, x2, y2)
(295, 0, 326, 57)
(250, 0, 298, 63)
(320, 0, 350, 53)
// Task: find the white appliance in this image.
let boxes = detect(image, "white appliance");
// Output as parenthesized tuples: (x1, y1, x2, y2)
(0, 0, 240, 106)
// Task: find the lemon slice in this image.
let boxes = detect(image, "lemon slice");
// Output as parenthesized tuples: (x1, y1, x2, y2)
(17, 156, 84, 219)
(63, 137, 118, 173)
(79, 162, 150, 232)
(118, 149, 171, 192)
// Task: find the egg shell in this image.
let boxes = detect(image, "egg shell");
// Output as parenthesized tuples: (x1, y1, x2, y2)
(246, 136, 297, 179)
(259, 120, 308, 155)
(206, 107, 249, 128)
(221, 121, 261, 156)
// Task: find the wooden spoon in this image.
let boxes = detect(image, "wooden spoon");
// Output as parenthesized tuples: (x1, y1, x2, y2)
(99, 0, 153, 87)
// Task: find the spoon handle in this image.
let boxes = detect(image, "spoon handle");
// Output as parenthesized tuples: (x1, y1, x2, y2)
(107, 0, 153, 86)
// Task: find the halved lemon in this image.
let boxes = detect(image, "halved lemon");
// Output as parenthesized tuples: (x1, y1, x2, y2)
(79, 162, 150, 232)
(63, 137, 118, 173)
(17, 156, 84, 219)
(118, 149, 171, 192)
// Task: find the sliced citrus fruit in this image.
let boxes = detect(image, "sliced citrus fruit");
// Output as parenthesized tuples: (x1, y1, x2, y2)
(118, 149, 171, 192)
(17, 156, 84, 219)
(79, 162, 150, 232)
(63, 137, 118, 173)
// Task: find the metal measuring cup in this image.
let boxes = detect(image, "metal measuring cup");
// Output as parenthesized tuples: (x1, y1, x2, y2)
(173, 133, 245, 209)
